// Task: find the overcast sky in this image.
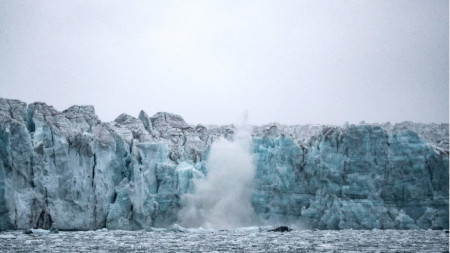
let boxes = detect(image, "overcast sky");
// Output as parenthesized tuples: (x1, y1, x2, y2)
(0, 0, 448, 125)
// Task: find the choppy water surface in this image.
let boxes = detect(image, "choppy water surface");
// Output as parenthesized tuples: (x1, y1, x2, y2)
(0, 228, 448, 252)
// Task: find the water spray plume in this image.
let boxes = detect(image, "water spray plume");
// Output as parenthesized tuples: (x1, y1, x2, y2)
(178, 113, 255, 229)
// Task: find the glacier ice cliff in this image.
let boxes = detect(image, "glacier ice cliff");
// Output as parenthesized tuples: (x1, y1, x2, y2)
(0, 98, 448, 230)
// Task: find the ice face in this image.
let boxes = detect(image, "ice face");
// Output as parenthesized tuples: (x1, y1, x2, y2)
(251, 126, 447, 229)
(0, 97, 448, 231)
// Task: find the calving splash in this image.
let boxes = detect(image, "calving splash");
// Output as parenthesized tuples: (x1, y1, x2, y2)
(178, 122, 256, 229)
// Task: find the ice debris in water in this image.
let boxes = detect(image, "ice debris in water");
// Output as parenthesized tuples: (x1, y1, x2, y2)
(268, 226, 292, 232)
(49, 223, 59, 234)
(168, 224, 186, 233)
(22, 229, 32, 234)
(0, 229, 448, 252)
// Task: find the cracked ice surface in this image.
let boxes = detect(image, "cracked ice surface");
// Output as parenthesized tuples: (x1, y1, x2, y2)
(0, 229, 448, 252)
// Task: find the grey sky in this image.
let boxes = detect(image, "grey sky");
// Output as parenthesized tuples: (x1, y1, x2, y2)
(0, 0, 448, 125)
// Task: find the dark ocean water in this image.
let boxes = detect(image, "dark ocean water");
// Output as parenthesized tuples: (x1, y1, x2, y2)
(0, 227, 448, 252)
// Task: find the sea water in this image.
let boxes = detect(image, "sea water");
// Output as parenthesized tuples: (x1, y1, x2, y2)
(0, 228, 448, 252)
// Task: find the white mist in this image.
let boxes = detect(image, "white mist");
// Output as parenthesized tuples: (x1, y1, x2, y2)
(178, 123, 255, 229)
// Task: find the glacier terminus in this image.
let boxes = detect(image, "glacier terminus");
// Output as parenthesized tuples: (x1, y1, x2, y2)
(0, 98, 448, 231)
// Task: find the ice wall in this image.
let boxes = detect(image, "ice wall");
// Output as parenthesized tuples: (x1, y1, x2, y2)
(0, 98, 448, 230)
(252, 126, 448, 229)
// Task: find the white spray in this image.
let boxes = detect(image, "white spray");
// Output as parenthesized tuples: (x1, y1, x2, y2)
(178, 116, 255, 229)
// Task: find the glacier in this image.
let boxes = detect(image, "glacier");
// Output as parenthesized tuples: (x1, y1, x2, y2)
(0, 98, 448, 231)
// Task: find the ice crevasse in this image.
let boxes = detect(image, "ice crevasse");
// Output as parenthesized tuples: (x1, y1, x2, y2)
(0, 98, 448, 231)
